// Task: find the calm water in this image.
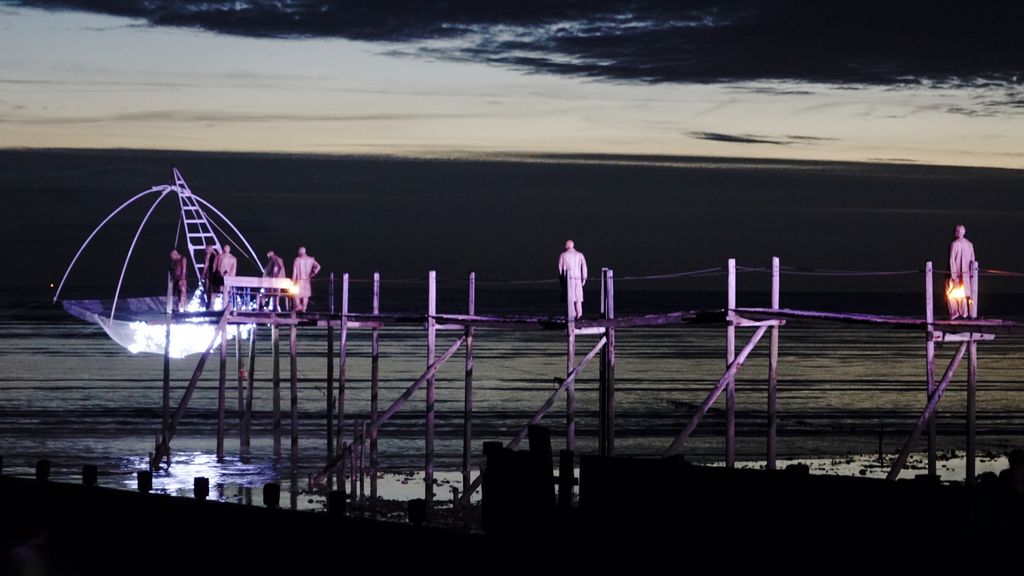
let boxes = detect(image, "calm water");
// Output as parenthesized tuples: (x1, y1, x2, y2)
(2, 149, 1024, 505)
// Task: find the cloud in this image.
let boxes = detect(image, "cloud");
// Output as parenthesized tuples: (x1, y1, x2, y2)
(3, 109, 483, 125)
(7, 1, 1023, 92)
(689, 131, 836, 146)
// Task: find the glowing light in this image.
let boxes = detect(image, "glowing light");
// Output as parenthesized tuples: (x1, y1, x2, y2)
(287, 282, 299, 295)
(946, 282, 966, 301)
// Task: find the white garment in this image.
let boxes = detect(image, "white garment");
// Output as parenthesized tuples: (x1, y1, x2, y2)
(291, 255, 321, 298)
(558, 248, 588, 304)
(948, 236, 976, 319)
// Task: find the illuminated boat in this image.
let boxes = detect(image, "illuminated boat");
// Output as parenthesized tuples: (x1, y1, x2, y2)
(54, 168, 263, 357)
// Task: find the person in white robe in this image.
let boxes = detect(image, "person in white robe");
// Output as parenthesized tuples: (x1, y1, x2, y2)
(291, 246, 321, 312)
(947, 224, 976, 319)
(558, 239, 588, 320)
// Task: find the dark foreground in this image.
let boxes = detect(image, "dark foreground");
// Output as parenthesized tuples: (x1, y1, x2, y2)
(4, 447, 1023, 575)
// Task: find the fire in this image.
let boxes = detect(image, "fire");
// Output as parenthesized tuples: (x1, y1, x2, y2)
(287, 282, 299, 295)
(946, 282, 966, 301)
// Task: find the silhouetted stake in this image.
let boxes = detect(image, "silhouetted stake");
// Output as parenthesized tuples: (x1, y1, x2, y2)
(272, 324, 281, 458)
(408, 498, 426, 526)
(82, 464, 97, 487)
(217, 318, 227, 461)
(599, 269, 616, 457)
(137, 470, 152, 493)
(558, 449, 574, 508)
(194, 476, 209, 500)
(968, 336, 977, 485)
(464, 271, 475, 495)
(163, 274, 171, 466)
(370, 272, 380, 500)
(290, 321, 298, 460)
(726, 258, 736, 468)
(327, 490, 346, 516)
(35, 459, 50, 481)
(528, 425, 556, 512)
(263, 482, 280, 509)
(567, 318, 576, 452)
(235, 325, 243, 439)
(359, 420, 367, 499)
(426, 270, 437, 509)
(768, 257, 780, 470)
(925, 261, 936, 476)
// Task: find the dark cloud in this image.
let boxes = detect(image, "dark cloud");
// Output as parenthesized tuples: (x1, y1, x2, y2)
(7, 1, 1024, 91)
(689, 132, 834, 146)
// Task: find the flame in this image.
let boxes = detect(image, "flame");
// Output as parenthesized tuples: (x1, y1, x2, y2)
(946, 282, 966, 300)
(287, 282, 299, 295)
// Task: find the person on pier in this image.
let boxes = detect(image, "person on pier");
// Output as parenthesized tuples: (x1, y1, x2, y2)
(168, 249, 188, 312)
(291, 246, 321, 312)
(202, 246, 221, 310)
(262, 250, 287, 311)
(558, 239, 588, 320)
(218, 244, 238, 308)
(947, 224, 976, 319)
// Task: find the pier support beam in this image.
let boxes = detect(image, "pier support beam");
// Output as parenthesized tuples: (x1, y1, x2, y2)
(426, 271, 437, 509)
(370, 272, 380, 500)
(217, 322, 227, 461)
(290, 321, 298, 461)
(336, 274, 349, 470)
(272, 324, 281, 458)
(599, 268, 616, 457)
(463, 272, 475, 495)
(726, 258, 736, 468)
(327, 273, 335, 464)
(768, 256, 780, 470)
(925, 261, 936, 477)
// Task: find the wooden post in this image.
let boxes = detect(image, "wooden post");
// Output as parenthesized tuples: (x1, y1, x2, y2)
(272, 324, 281, 458)
(463, 271, 475, 495)
(768, 256, 780, 470)
(217, 323, 227, 461)
(370, 272, 380, 500)
(350, 421, 357, 504)
(337, 274, 349, 467)
(726, 258, 736, 468)
(567, 316, 576, 452)
(290, 322, 298, 460)
(967, 260, 979, 484)
(236, 325, 244, 444)
(327, 273, 335, 462)
(925, 262, 936, 477)
(426, 270, 437, 509)
(599, 269, 616, 457)
(243, 326, 256, 457)
(599, 268, 608, 457)
(162, 273, 171, 465)
(359, 420, 367, 499)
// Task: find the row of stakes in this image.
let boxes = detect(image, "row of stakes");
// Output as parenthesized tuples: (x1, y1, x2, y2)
(5, 456, 427, 525)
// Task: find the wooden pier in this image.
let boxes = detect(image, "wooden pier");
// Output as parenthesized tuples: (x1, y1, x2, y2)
(149, 257, 1023, 513)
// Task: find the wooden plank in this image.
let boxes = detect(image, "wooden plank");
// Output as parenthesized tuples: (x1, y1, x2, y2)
(967, 339, 977, 485)
(337, 274, 349, 463)
(223, 276, 294, 290)
(574, 326, 606, 336)
(935, 332, 996, 342)
(664, 325, 770, 457)
(886, 342, 968, 480)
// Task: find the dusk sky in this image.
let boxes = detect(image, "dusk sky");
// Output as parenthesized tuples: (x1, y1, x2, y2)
(1, 1, 1022, 168)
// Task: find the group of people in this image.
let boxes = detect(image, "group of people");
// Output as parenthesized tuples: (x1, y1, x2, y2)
(167, 245, 320, 313)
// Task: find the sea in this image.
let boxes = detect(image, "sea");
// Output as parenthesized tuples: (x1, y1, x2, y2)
(2, 149, 1023, 509)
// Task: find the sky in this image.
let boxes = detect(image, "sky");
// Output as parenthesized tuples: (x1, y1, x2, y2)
(0, 1, 1022, 168)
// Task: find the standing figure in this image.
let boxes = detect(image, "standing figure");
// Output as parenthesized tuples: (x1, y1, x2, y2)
(291, 246, 321, 312)
(558, 239, 588, 320)
(202, 246, 221, 310)
(218, 244, 238, 307)
(169, 249, 189, 312)
(262, 250, 287, 311)
(947, 224, 977, 319)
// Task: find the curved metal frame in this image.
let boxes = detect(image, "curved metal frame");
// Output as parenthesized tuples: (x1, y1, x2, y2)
(193, 194, 265, 275)
(110, 189, 173, 320)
